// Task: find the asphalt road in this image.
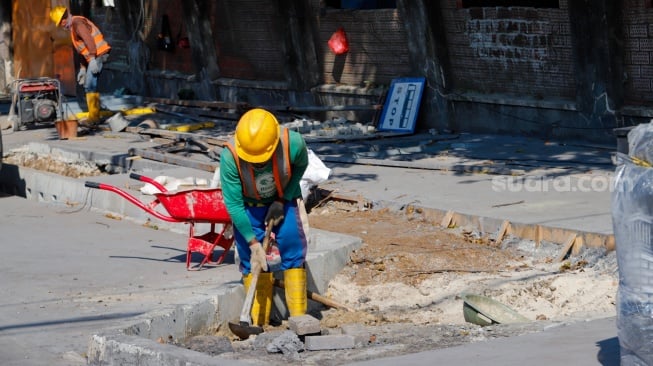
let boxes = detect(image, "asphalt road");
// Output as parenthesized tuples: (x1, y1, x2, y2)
(0, 193, 241, 365)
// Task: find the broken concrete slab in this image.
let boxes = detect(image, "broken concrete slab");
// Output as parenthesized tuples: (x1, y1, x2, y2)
(265, 331, 304, 356)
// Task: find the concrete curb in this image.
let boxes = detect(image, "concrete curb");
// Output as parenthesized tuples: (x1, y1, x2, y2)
(87, 284, 250, 365)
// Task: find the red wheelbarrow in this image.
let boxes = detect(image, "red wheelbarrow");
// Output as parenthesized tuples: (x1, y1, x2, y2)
(85, 173, 234, 270)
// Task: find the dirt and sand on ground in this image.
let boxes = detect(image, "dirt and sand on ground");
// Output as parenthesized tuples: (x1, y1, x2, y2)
(3, 149, 105, 178)
(216, 197, 618, 365)
(309, 202, 617, 326)
(4, 150, 619, 364)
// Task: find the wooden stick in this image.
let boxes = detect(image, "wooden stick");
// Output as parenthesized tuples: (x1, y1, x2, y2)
(556, 233, 577, 262)
(273, 279, 353, 312)
(406, 268, 507, 275)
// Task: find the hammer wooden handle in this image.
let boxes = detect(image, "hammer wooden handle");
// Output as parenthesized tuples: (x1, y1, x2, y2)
(274, 279, 353, 312)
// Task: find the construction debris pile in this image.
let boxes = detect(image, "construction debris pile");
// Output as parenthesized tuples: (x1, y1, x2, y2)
(164, 206, 617, 365)
(283, 117, 377, 138)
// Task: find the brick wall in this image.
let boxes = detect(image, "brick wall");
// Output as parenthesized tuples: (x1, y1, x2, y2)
(622, 0, 653, 105)
(440, 0, 575, 99)
(212, 0, 285, 81)
(94, 1, 201, 76)
(92, 1, 413, 89)
(316, 6, 412, 87)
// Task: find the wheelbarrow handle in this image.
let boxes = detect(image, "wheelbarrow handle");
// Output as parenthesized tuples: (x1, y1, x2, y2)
(85, 181, 101, 189)
(130, 173, 168, 193)
(129, 172, 143, 181)
(84, 179, 181, 223)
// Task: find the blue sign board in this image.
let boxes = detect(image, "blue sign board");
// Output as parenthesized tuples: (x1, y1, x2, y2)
(377, 77, 425, 133)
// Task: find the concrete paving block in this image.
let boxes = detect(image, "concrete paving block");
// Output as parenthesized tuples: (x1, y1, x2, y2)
(304, 334, 356, 351)
(288, 314, 321, 335)
(341, 323, 372, 346)
(323, 327, 343, 335)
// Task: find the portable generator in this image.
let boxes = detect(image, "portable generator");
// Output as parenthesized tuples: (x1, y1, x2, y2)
(10, 78, 62, 130)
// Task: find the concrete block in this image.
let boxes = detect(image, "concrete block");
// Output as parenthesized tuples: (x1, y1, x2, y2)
(288, 314, 321, 335)
(304, 334, 356, 351)
(323, 327, 343, 335)
(341, 323, 372, 346)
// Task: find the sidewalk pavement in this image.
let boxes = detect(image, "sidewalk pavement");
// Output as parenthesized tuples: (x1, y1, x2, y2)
(0, 124, 620, 365)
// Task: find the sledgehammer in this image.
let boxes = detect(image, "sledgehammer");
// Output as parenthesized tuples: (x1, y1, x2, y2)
(228, 222, 274, 340)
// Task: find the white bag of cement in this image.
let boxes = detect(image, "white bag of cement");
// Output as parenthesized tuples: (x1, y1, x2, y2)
(140, 176, 208, 195)
(300, 149, 331, 200)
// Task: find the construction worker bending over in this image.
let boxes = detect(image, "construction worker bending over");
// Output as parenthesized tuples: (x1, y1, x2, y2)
(221, 108, 309, 326)
(50, 6, 111, 125)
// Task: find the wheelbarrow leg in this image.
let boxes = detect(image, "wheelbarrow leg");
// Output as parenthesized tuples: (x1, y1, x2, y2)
(186, 223, 209, 271)
(186, 222, 230, 270)
(186, 223, 195, 270)
(213, 223, 234, 265)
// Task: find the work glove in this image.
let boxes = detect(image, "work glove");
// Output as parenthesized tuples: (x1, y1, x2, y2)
(87, 57, 100, 74)
(265, 200, 285, 226)
(250, 242, 268, 272)
(77, 67, 86, 85)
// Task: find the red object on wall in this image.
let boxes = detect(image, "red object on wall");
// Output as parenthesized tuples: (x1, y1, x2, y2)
(328, 27, 349, 55)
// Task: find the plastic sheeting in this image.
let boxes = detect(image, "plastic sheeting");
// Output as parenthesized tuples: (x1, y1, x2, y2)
(613, 121, 653, 365)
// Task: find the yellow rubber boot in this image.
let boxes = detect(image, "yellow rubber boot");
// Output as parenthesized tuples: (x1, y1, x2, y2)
(242, 272, 274, 326)
(283, 267, 307, 317)
(85, 92, 101, 125)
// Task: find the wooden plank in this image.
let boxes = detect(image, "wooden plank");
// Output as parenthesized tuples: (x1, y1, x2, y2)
(605, 235, 616, 251)
(535, 225, 542, 248)
(556, 233, 577, 262)
(154, 104, 240, 121)
(440, 210, 455, 228)
(495, 220, 511, 245)
(125, 126, 228, 146)
(572, 235, 584, 256)
(261, 104, 384, 112)
(143, 97, 248, 111)
(128, 147, 219, 172)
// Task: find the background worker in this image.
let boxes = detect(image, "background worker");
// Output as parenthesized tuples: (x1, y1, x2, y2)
(221, 108, 309, 326)
(49, 6, 111, 125)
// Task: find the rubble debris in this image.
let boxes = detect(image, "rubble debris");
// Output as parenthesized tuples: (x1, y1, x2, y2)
(3, 150, 104, 178)
(185, 335, 234, 356)
(265, 330, 304, 356)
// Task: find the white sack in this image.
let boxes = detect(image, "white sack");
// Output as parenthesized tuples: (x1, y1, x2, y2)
(300, 149, 331, 200)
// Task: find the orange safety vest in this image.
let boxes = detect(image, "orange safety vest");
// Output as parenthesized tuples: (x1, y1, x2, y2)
(224, 127, 292, 200)
(70, 16, 111, 63)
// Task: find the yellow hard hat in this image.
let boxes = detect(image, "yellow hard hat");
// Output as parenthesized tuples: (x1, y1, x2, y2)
(50, 6, 67, 26)
(234, 109, 280, 163)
